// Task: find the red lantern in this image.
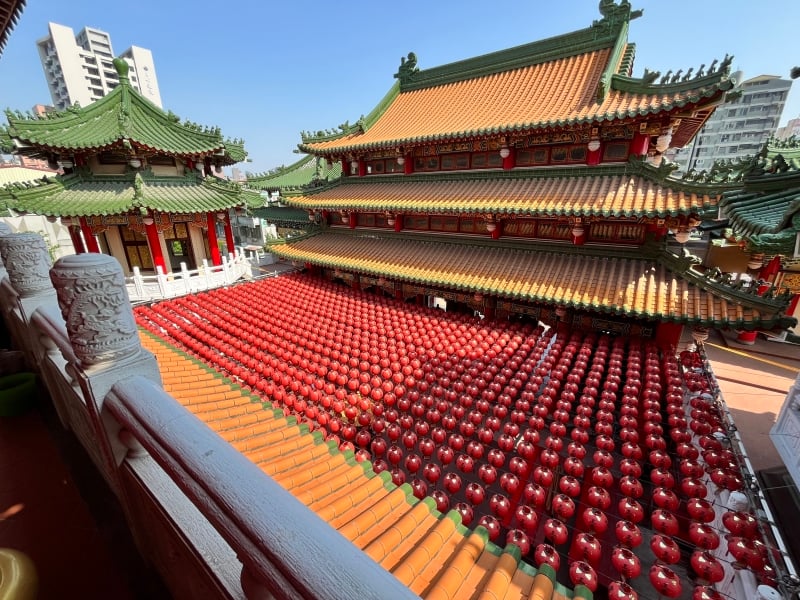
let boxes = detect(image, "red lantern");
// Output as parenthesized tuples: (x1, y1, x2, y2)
(607, 581, 638, 600)
(651, 509, 680, 536)
(478, 515, 501, 541)
(651, 487, 680, 512)
(692, 585, 725, 600)
(618, 475, 644, 498)
(618, 497, 645, 524)
(569, 561, 598, 592)
(650, 534, 680, 565)
(649, 564, 682, 598)
(572, 532, 601, 565)
(515, 504, 539, 533)
(690, 550, 724, 584)
(681, 477, 708, 499)
(552, 494, 576, 521)
(533, 543, 560, 571)
(688, 522, 720, 550)
(615, 519, 643, 548)
(686, 498, 715, 523)
(611, 545, 641, 579)
(581, 507, 608, 534)
(543, 518, 569, 545)
(558, 476, 582, 498)
(585, 486, 611, 510)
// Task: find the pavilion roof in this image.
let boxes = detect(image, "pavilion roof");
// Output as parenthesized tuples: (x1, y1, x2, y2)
(246, 154, 342, 192)
(1, 59, 247, 165)
(0, 169, 263, 217)
(286, 161, 721, 219)
(716, 138, 800, 255)
(299, 3, 734, 156)
(0, 0, 24, 57)
(271, 231, 794, 330)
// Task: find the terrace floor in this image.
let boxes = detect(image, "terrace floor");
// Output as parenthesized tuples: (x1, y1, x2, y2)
(1, 320, 798, 599)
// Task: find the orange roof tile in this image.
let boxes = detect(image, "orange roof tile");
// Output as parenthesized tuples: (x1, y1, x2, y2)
(271, 232, 782, 327)
(288, 167, 719, 217)
(300, 9, 733, 156)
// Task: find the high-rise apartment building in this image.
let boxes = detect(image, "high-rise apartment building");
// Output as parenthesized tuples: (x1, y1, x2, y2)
(670, 74, 791, 174)
(36, 22, 162, 110)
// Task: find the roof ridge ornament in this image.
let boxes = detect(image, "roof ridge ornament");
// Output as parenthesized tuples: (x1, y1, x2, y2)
(394, 52, 419, 86)
(594, 1, 643, 30)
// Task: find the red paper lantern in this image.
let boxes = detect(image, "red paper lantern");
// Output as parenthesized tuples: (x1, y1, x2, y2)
(533, 543, 560, 571)
(615, 519, 643, 548)
(582, 507, 609, 534)
(611, 545, 641, 579)
(543, 518, 569, 545)
(650, 534, 680, 564)
(569, 561, 598, 592)
(649, 564, 682, 598)
(690, 550, 725, 584)
(618, 497, 645, 524)
(688, 522, 720, 550)
(651, 509, 680, 536)
(607, 581, 638, 600)
(552, 494, 576, 521)
(686, 498, 715, 523)
(692, 585, 725, 600)
(572, 532, 601, 565)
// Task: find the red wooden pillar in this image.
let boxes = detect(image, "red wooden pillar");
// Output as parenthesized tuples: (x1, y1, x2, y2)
(223, 213, 235, 256)
(403, 155, 414, 175)
(79, 217, 101, 253)
(349, 212, 357, 229)
(587, 142, 602, 166)
(655, 322, 683, 350)
(357, 159, 367, 178)
(502, 147, 516, 170)
(68, 225, 86, 254)
(206, 213, 222, 266)
(341, 158, 350, 177)
(629, 132, 649, 157)
(144, 220, 167, 273)
(394, 214, 403, 232)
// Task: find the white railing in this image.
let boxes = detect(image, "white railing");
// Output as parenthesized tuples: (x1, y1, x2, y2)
(125, 248, 276, 303)
(0, 241, 415, 600)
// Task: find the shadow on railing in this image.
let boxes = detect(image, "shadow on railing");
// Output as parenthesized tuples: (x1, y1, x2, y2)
(0, 233, 416, 600)
(125, 248, 277, 303)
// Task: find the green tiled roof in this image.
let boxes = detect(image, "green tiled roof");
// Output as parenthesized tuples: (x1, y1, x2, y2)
(252, 205, 311, 224)
(3, 59, 247, 165)
(0, 169, 263, 217)
(718, 138, 800, 254)
(246, 155, 342, 191)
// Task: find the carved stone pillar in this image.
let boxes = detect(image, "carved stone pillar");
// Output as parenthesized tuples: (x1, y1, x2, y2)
(0, 222, 12, 281)
(0, 232, 57, 316)
(49, 253, 140, 366)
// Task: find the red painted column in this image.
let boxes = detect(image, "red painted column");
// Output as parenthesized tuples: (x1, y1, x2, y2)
(349, 212, 357, 229)
(223, 213, 235, 256)
(629, 132, 650, 157)
(207, 213, 222, 266)
(68, 225, 86, 254)
(144, 220, 167, 273)
(403, 155, 414, 175)
(79, 217, 101, 253)
(357, 160, 367, 177)
(502, 147, 516, 170)
(341, 158, 350, 177)
(586, 143, 602, 166)
(655, 322, 683, 350)
(394, 214, 403, 232)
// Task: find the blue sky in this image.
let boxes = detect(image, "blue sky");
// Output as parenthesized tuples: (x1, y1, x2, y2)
(2, 1, 799, 175)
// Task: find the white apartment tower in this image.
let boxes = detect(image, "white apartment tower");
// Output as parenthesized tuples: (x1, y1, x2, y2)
(671, 74, 792, 174)
(36, 22, 162, 110)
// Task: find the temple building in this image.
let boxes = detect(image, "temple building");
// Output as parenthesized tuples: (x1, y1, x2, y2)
(0, 58, 261, 276)
(267, 3, 795, 348)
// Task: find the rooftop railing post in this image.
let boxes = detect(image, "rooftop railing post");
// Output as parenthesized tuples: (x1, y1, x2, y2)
(0, 231, 58, 366)
(156, 265, 168, 297)
(49, 253, 162, 479)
